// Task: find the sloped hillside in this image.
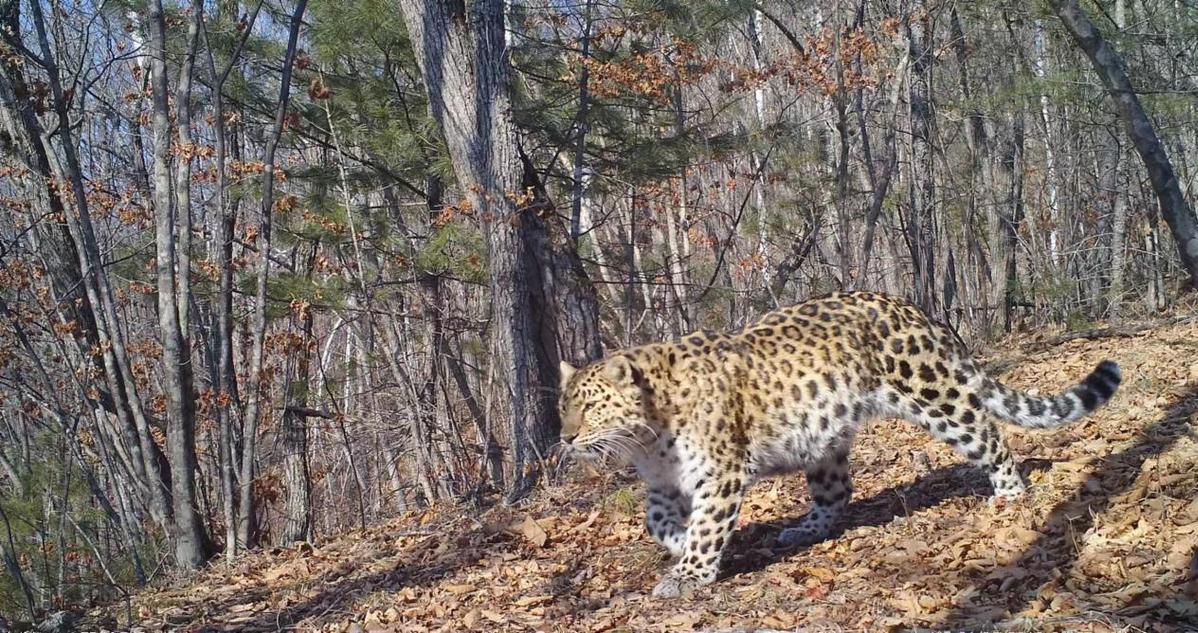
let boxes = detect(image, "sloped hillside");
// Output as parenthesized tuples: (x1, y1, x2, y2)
(103, 320, 1198, 632)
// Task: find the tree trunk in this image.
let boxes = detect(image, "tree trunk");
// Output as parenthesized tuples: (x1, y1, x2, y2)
(1108, 152, 1130, 320)
(999, 113, 1028, 331)
(397, 0, 601, 500)
(238, 0, 309, 549)
(858, 44, 903, 281)
(148, 0, 209, 569)
(201, 0, 262, 561)
(1051, 0, 1198, 289)
(905, 7, 937, 314)
(1034, 20, 1062, 269)
(570, 0, 594, 242)
(280, 261, 315, 544)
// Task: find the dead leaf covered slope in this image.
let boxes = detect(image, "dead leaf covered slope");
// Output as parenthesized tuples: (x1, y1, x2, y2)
(116, 321, 1198, 632)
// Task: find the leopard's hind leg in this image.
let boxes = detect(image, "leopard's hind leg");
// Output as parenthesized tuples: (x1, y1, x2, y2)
(883, 383, 1025, 498)
(778, 437, 854, 546)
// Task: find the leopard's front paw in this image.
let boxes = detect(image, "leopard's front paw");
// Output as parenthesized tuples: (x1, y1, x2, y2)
(650, 570, 712, 599)
(651, 574, 691, 599)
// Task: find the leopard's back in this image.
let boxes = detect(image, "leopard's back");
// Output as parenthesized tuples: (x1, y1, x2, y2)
(726, 293, 948, 473)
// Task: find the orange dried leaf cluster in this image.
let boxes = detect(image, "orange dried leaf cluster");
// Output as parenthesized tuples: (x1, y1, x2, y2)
(265, 330, 315, 355)
(301, 209, 348, 236)
(580, 39, 714, 106)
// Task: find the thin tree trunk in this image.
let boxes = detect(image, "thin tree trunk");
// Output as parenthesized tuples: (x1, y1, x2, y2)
(1108, 152, 1130, 320)
(280, 251, 315, 544)
(570, 0, 594, 241)
(858, 46, 904, 279)
(906, 6, 937, 314)
(239, 0, 309, 549)
(832, 18, 852, 287)
(999, 113, 1028, 331)
(1034, 20, 1062, 269)
(666, 81, 691, 335)
(148, 0, 209, 569)
(201, 0, 263, 561)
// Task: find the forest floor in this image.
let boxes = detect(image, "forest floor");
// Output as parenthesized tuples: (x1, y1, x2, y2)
(101, 319, 1198, 632)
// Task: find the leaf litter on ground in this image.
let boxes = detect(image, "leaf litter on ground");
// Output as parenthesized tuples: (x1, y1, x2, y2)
(100, 320, 1198, 632)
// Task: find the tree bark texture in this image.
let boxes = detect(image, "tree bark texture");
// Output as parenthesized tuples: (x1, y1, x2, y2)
(238, 0, 309, 549)
(397, 0, 601, 499)
(148, 0, 209, 569)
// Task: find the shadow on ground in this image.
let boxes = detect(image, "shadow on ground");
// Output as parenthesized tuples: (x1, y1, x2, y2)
(720, 453, 1057, 579)
(931, 383, 1198, 629)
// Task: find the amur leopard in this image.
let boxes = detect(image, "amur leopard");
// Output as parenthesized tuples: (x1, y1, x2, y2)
(557, 291, 1121, 598)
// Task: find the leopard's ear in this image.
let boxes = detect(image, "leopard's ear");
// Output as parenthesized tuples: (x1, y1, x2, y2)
(602, 355, 636, 387)
(559, 360, 577, 387)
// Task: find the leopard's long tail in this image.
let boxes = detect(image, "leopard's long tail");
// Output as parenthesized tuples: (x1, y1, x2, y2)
(977, 360, 1121, 429)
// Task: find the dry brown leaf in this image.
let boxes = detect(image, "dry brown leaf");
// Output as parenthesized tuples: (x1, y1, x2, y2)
(663, 611, 701, 627)
(513, 594, 552, 607)
(796, 566, 837, 582)
(994, 525, 1039, 549)
(511, 514, 550, 548)
(572, 510, 601, 532)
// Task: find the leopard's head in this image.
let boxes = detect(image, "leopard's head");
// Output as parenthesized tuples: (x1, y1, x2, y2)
(557, 356, 654, 463)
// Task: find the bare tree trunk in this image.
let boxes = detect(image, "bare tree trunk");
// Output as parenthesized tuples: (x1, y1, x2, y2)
(148, 0, 209, 569)
(1034, 20, 1062, 269)
(397, 0, 600, 500)
(666, 80, 692, 334)
(1108, 154, 1130, 320)
(239, 0, 309, 549)
(1147, 211, 1166, 312)
(570, 0, 594, 242)
(999, 113, 1028, 331)
(905, 6, 937, 314)
(280, 255, 315, 544)
(173, 0, 200, 336)
(208, 53, 241, 563)
(202, 0, 263, 560)
(1096, 130, 1122, 312)
(1051, 0, 1198, 289)
(832, 18, 852, 287)
(858, 47, 903, 280)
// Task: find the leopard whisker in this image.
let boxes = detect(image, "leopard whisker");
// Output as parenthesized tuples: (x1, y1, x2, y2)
(578, 433, 621, 463)
(581, 430, 642, 464)
(596, 433, 643, 462)
(634, 422, 660, 440)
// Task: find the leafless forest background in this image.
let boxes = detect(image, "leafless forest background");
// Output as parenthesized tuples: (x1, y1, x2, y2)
(0, 0, 1195, 618)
